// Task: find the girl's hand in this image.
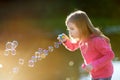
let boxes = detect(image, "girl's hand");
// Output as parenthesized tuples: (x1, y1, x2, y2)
(82, 64, 93, 72)
(57, 33, 69, 43)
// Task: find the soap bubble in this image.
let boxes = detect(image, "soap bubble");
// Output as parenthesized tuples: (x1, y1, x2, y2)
(12, 67, 19, 73)
(31, 56, 37, 63)
(19, 58, 24, 65)
(35, 51, 40, 56)
(48, 46, 54, 52)
(37, 55, 42, 61)
(40, 53, 46, 59)
(38, 48, 43, 53)
(35, 51, 41, 58)
(43, 49, 49, 56)
(37, 48, 44, 59)
(3, 39, 63, 68)
(58, 41, 62, 45)
(12, 40, 18, 49)
(35, 51, 41, 61)
(28, 60, 34, 67)
(6, 42, 12, 50)
(11, 49, 16, 56)
(54, 42, 60, 48)
(68, 61, 74, 67)
(4, 40, 18, 56)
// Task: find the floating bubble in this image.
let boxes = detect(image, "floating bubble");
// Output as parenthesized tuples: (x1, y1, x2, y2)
(38, 48, 43, 53)
(58, 41, 62, 45)
(12, 40, 18, 49)
(54, 42, 60, 48)
(35, 51, 40, 57)
(4, 40, 18, 56)
(35, 51, 41, 61)
(43, 49, 49, 56)
(48, 46, 54, 52)
(6, 42, 12, 50)
(11, 49, 16, 55)
(68, 61, 74, 66)
(40, 54, 46, 59)
(37, 56, 42, 61)
(31, 56, 37, 62)
(12, 67, 19, 73)
(38, 48, 44, 59)
(19, 58, 24, 65)
(28, 60, 34, 67)
(3, 39, 63, 68)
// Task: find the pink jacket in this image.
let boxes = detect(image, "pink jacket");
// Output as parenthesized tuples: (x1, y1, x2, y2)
(63, 35, 115, 78)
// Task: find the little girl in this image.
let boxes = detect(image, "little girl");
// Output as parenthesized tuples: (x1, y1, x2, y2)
(57, 10, 115, 80)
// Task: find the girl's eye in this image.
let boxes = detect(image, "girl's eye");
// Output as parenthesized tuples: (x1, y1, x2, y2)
(71, 28, 74, 30)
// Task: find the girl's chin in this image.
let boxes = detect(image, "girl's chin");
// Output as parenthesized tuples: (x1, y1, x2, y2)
(73, 37, 79, 40)
(75, 38, 80, 41)
(70, 36, 79, 40)
(70, 37, 79, 43)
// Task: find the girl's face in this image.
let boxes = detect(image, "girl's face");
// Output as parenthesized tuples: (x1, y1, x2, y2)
(67, 22, 80, 40)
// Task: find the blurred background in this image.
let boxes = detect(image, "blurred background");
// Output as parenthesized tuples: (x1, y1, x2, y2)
(0, 0, 120, 80)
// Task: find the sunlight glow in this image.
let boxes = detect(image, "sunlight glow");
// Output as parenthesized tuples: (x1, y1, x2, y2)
(0, 64, 3, 68)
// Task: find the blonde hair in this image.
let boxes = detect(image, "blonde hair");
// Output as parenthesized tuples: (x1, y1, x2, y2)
(65, 10, 110, 43)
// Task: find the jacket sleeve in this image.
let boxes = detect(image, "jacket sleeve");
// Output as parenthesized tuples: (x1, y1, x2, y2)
(91, 37, 115, 71)
(63, 39, 79, 51)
